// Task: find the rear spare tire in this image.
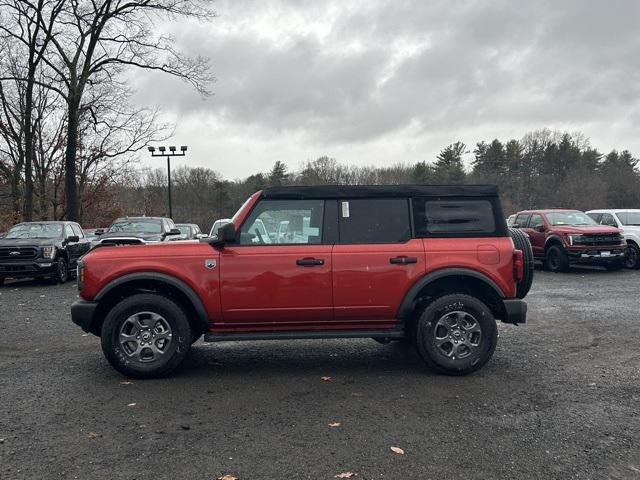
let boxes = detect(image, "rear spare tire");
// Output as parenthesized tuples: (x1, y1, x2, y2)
(101, 293, 192, 379)
(509, 228, 534, 298)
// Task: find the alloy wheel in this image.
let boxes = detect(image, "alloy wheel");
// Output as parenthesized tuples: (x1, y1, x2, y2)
(433, 311, 482, 361)
(118, 312, 173, 363)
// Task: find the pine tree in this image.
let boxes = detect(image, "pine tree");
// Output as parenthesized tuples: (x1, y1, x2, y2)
(434, 142, 466, 183)
(269, 161, 289, 186)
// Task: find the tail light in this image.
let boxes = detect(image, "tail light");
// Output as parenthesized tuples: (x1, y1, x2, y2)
(513, 249, 524, 282)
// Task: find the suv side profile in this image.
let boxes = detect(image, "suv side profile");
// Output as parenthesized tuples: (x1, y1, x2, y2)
(71, 185, 531, 378)
(513, 209, 627, 272)
(586, 209, 640, 269)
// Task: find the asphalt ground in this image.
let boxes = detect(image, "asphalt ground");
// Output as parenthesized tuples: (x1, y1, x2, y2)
(1, 267, 639, 480)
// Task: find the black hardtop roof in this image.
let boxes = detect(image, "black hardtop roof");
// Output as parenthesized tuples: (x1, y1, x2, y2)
(261, 184, 498, 200)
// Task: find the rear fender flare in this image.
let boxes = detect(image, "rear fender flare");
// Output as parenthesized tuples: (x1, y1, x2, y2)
(397, 268, 505, 321)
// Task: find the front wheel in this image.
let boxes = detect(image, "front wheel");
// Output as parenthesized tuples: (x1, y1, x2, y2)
(51, 257, 68, 284)
(624, 243, 640, 269)
(415, 294, 498, 376)
(101, 293, 192, 379)
(545, 245, 569, 273)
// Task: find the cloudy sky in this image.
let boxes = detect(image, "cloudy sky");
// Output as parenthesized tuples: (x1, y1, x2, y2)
(132, 0, 640, 179)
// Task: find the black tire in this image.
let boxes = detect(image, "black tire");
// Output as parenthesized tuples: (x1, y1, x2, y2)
(544, 245, 569, 272)
(624, 243, 640, 269)
(51, 257, 69, 284)
(415, 294, 498, 376)
(605, 259, 625, 271)
(101, 293, 192, 379)
(0, 277, 4, 286)
(509, 228, 534, 298)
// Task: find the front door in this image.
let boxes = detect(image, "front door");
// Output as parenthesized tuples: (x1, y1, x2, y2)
(219, 199, 333, 329)
(523, 213, 546, 257)
(332, 198, 425, 328)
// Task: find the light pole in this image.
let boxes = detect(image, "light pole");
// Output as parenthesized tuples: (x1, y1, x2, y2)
(148, 145, 187, 219)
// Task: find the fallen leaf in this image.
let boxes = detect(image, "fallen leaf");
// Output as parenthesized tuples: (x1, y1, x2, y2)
(328, 422, 341, 427)
(87, 432, 99, 439)
(120, 381, 133, 385)
(216, 475, 238, 480)
(127, 403, 137, 407)
(321, 376, 332, 381)
(335, 473, 357, 478)
(390, 446, 405, 455)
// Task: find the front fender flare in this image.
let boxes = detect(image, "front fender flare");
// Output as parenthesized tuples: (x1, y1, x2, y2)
(95, 272, 209, 330)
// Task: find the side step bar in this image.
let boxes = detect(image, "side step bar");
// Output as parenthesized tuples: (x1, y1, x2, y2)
(204, 328, 405, 343)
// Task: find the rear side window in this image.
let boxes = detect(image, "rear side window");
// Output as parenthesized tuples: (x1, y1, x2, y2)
(413, 199, 496, 236)
(339, 198, 411, 243)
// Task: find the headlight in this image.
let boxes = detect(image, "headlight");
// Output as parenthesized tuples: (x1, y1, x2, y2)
(567, 235, 584, 246)
(77, 260, 84, 290)
(41, 246, 56, 259)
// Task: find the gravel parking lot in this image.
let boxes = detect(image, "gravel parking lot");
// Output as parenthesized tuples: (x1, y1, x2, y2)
(1, 268, 639, 480)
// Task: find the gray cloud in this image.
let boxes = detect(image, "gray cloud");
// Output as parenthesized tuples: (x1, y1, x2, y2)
(132, 0, 640, 177)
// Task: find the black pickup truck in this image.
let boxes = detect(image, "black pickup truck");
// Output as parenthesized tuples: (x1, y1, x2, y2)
(0, 221, 91, 285)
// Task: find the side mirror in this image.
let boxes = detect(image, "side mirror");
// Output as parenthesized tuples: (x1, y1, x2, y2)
(166, 228, 181, 236)
(67, 235, 80, 243)
(534, 225, 545, 232)
(512, 223, 520, 228)
(94, 229, 104, 236)
(208, 222, 235, 248)
(197, 233, 209, 239)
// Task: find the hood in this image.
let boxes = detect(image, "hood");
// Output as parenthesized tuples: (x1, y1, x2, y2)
(551, 225, 621, 235)
(0, 237, 61, 247)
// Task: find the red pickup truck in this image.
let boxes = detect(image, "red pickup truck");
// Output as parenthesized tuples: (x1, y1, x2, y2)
(72, 185, 532, 378)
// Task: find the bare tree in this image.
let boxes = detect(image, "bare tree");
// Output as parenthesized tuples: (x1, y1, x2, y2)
(27, 0, 214, 221)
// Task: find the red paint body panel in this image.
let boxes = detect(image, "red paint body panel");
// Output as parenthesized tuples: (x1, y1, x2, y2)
(219, 244, 333, 327)
(422, 237, 517, 298)
(332, 239, 426, 323)
(80, 242, 222, 320)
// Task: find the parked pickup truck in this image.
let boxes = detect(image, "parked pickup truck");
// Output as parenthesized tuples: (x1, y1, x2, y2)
(512, 209, 627, 272)
(0, 221, 90, 285)
(71, 185, 532, 378)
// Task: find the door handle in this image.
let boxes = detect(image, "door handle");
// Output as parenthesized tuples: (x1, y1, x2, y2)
(296, 258, 324, 266)
(390, 256, 417, 265)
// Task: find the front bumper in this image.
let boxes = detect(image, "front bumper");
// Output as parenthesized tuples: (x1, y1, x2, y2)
(502, 299, 527, 324)
(566, 247, 626, 264)
(0, 261, 57, 278)
(71, 299, 100, 334)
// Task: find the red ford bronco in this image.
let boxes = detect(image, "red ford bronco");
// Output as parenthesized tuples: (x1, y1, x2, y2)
(71, 185, 532, 378)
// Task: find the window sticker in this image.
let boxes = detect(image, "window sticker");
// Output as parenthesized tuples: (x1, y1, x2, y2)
(341, 201, 350, 218)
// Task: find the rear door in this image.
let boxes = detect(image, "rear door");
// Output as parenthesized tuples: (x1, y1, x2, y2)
(219, 199, 333, 328)
(331, 198, 425, 328)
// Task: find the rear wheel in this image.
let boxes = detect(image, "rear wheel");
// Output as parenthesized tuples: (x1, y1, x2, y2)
(101, 293, 192, 378)
(545, 245, 569, 272)
(415, 294, 497, 376)
(624, 243, 640, 269)
(509, 228, 534, 298)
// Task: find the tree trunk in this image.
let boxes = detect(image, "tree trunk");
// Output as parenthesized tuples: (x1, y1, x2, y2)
(23, 77, 35, 221)
(64, 95, 80, 221)
(38, 176, 48, 220)
(10, 168, 22, 221)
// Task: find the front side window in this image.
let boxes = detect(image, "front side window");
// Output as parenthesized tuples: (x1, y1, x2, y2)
(339, 198, 411, 243)
(71, 224, 84, 238)
(239, 199, 324, 245)
(617, 211, 640, 226)
(65, 224, 75, 238)
(600, 213, 617, 227)
(414, 199, 496, 236)
(529, 214, 544, 229)
(514, 213, 531, 228)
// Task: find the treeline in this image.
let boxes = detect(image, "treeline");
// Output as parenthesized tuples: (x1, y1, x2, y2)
(10, 128, 630, 232)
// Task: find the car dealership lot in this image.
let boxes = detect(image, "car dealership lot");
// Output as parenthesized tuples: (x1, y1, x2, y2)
(1, 269, 639, 480)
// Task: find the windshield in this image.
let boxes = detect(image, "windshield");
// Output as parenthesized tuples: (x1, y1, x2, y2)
(546, 211, 597, 226)
(6, 223, 63, 239)
(109, 219, 162, 234)
(617, 212, 640, 226)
